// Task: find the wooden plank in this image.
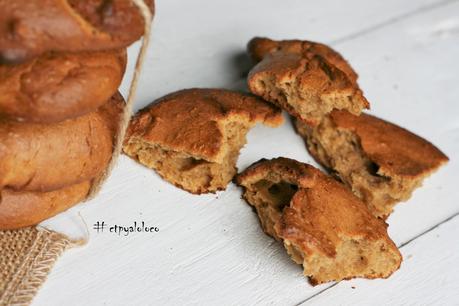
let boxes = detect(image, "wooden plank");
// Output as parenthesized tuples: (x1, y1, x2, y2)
(32, 0, 458, 305)
(300, 215, 459, 305)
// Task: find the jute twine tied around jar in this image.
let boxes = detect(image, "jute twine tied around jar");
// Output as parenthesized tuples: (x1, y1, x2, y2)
(0, 1, 152, 305)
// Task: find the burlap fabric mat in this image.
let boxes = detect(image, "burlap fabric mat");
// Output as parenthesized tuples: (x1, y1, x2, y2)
(0, 228, 72, 306)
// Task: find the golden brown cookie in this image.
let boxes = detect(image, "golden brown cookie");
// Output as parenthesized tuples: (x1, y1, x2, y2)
(247, 37, 369, 126)
(0, 92, 124, 192)
(0, 49, 126, 123)
(236, 157, 402, 285)
(248, 37, 358, 82)
(123, 88, 283, 194)
(0, 0, 154, 64)
(0, 180, 91, 230)
(295, 110, 449, 218)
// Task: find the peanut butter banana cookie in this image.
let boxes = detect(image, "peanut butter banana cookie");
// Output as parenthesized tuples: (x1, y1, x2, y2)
(123, 88, 283, 194)
(236, 157, 401, 285)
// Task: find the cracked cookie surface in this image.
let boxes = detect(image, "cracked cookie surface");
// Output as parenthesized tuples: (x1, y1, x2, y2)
(236, 157, 402, 285)
(123, 88, 283, 194)
(247, 37, 369, 126)
(295, 110, 449, 218)
(0, 0, 154, 63)
(0, 49, 126, 122)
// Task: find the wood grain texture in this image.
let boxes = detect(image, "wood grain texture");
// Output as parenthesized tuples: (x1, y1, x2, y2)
(31, 0, 459, 305)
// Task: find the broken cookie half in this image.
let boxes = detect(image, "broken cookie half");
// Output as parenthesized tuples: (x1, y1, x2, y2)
(247, 37, 369, 126)
(295, 110, 449, 218)
(236, 157, 401, 285)
(123, 88, 283, 194)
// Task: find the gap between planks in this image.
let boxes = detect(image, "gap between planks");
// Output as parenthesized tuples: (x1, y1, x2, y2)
(329, 0, 459, 45)
(296, 211, 459, 306)
(231, 0, 459, 88)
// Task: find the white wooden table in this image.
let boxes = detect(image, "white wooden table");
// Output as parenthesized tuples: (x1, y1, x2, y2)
(33, 0, 459, 305)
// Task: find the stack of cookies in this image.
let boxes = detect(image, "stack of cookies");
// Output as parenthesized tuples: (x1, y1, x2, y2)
(0, 0, 155, 230)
